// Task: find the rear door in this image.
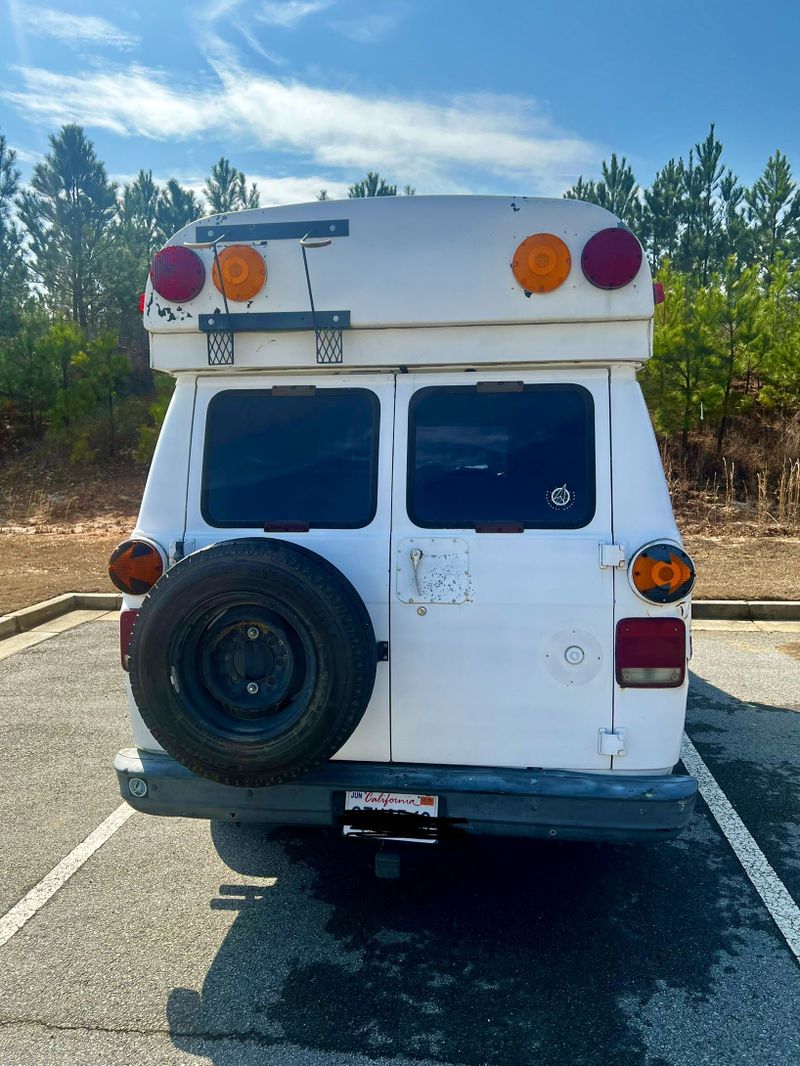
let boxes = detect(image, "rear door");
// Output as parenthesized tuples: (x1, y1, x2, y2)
(390, 368, 614, 770)
(184, 371, 395, 763)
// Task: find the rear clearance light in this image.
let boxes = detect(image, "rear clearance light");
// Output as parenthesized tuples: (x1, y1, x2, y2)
(212, 244, 267, 301)
(108, 539, 164, 595)
(630, 542, 696, 605)
(616, 618, 686, 688)
(138, 292, 146, 313)
(581, 227, 643, 290)
(149, 245, 205, 303)
(120, 608, 139, 671)
(511, 233, 571, 293)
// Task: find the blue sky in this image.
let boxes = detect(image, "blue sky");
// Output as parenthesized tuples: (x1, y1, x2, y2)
(2, 0, 799, 205)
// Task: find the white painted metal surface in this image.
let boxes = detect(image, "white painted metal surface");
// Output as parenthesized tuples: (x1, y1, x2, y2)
(143, 195, 654, 371)
(389, 367, 615, 770)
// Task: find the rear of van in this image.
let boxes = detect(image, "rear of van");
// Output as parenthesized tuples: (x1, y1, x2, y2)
(111, 195, 697, 845)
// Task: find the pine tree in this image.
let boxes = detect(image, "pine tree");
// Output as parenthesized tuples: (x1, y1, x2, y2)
(640, 160, 684, 271)
(0, 133, 26, 333)
(746, 150, 800, 268)
(16, 125, 117, 330)
(564, 154, 640, 229)
(348, 172, 398, 198)
(156, 179, 200, 243)
(204, 158, 260, 212)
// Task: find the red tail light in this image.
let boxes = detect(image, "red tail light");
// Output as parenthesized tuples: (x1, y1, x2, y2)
(616, 618, 686, 688)
(149, 245, 205, 303)
(120, 608, 139, 670)
(582, 227, 643, 290)
(138, 292, 146, 313)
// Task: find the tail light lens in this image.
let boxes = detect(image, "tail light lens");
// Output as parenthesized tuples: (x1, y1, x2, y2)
(150, 245, 205, 303)
(616, 618, 686, 688)
(511, 233, 571, 293)
(581, 227, 643, 289)
(108, 539, 164, 595)
(630, 542, 696, 604)
(212, 244, 267, 301)
(120, 608, 139, 670)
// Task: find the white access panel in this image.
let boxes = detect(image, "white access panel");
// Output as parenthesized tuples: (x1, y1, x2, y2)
(390, 368, 615, 771)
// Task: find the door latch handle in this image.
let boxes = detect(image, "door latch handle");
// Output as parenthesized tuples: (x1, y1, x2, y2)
(410, 547, 423, 596)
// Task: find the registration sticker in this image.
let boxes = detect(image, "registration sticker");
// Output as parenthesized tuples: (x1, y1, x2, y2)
(344, 791, 439, 842)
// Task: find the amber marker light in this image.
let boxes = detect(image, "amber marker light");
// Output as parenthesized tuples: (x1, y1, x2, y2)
(630, 542, 696, 605)
(212, 244, 267, 302)
(108, 539, 164, 596)
(511, 233, 571, 294)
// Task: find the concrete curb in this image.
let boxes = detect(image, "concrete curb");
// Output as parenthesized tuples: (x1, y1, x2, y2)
(692, 600, 800, 621)
(0, 594, 798, 643)
(0, 592, 122, 641)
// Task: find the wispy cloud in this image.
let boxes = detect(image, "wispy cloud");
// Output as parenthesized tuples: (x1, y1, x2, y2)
(255, 1, 335, 29)
(14, 4, 138, 50)
(2, 58, 598, 193)
(329, 5, 408, 43)
(110, 169, 350, 207)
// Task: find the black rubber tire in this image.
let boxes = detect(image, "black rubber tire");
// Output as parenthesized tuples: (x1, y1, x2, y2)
(128, 538, 377, 787)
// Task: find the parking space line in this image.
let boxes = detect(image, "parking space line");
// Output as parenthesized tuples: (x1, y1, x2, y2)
(0, 804, 136, 948)
(682, 733, 800, 963)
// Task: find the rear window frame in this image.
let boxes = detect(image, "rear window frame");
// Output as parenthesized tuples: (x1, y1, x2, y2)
(200, 386, 381, 530)
(406, 382, 596, 531)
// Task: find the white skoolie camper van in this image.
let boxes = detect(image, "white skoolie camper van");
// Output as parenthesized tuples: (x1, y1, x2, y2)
(110, 195, 697, 858)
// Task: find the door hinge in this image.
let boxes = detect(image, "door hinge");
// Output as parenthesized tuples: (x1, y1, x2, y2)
(599, 543, 626, 569)
(598, 727, 626, 756)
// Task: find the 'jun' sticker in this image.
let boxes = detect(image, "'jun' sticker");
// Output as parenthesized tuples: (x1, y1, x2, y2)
(547, 484, 573, 509)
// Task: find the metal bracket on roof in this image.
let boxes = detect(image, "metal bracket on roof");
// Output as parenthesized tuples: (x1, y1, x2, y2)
(185, 234, 235, 366)
(194, 219, 349, 243)
(300, 234, 344, 365)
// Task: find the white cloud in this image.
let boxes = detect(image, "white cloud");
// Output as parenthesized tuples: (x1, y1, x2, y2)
(255, 1, 335, 28)
(112, 169, 351, 208)
(2, 60, 599, 192)
(15, 5, 138, 50)
(329, 6, 407, 43)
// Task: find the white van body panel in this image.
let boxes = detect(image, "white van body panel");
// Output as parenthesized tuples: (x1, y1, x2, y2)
(390, 367, 614, 770)
(143, 196, 653, 344)
(609, 365, 689, 772)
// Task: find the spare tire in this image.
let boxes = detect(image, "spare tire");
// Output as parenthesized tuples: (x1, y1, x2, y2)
(128, 538, 377, 787)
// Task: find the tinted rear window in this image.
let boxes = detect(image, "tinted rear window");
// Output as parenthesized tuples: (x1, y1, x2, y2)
(202, 388, 380, 528)
(408, 384, 595, 529)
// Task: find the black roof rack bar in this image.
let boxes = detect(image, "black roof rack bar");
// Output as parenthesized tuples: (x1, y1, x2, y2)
(194, 219, 349, 243)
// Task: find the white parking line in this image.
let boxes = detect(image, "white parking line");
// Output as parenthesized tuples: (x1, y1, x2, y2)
(682, 733, 800, 963)
(0, 804, 136, 948)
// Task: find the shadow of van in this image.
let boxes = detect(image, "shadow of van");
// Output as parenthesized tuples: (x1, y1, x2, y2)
(165, 733, 770, 1066)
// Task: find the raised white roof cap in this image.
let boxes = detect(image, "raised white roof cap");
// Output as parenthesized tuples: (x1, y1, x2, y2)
(145, 195, 655, 371)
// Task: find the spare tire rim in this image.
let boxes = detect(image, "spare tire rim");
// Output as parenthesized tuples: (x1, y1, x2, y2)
(169, 595, 318, 740)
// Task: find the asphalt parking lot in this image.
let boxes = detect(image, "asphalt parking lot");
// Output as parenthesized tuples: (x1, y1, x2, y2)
(0, 615, 799, 1066)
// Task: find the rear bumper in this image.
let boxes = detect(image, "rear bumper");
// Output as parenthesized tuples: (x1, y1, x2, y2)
(115, 749, 697, 843)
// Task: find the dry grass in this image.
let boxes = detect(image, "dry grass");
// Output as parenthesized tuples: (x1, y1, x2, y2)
(1, 449, 798, 616)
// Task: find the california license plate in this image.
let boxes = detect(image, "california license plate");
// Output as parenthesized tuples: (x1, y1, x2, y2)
(343, 790, 439, 842)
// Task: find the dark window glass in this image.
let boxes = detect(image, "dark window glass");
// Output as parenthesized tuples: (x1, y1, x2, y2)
(202, 389, 379, 528)
(408, 384, 595, 529)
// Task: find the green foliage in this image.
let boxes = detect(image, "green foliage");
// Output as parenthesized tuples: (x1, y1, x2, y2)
(348, 172, 399, 198)
(17, 125, 117, 330)
(204, 157, 261, 213)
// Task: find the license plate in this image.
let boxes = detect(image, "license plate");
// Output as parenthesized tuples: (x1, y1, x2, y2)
(343, 790, 439, 843)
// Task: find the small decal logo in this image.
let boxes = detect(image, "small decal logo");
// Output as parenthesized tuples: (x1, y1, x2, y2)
(548, 484, 573, 509)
